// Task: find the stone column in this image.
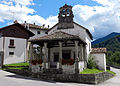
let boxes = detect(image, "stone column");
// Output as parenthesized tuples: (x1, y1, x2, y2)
(83, 45, 87, 68)
(75, 41, 79, 74)
(80, 44, 83, 61)
(59, 42, 62, 69)
(29, 43, 33, 61)
(48, 48, 50, 69)
(29, 43, 33, 70)
(44, 43, 48, 69)
(40, 46, 42, 59)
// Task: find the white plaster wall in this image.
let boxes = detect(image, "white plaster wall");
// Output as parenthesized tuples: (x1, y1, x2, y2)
(0, 37, 3, 51)
(4, 37, 27, 64)
(29, 28, 47, 39)
(91, 53, 106, 71)
(79, 61, 84, 72)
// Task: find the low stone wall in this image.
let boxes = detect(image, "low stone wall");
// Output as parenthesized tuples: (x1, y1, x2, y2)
(5, 69, 114, 85)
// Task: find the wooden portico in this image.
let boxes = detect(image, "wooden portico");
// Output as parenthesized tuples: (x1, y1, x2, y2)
(29, 31, 87, 73)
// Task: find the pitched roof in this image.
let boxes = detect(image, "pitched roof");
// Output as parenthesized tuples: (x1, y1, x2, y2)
(29, 31, 86, 44)
(0, 23, 34, 37)
(21, 23, 48, 30)
(91, 48, 107, 53)
(47, 22, 93, 40)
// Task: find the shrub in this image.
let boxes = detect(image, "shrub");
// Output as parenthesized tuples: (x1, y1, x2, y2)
(87, 55, 97, 69)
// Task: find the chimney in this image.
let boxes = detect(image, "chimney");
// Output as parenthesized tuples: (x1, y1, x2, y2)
(48, 25, 49, 29)
(43, 24, 45, 27)
(24, 21, 27, 28)
(14, 20, 18, 24)
(34, 22, 35, 25)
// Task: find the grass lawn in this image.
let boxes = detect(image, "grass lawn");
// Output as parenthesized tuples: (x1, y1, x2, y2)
(106, 70, 116, 75)
(5, 62, 29, 66)
(80, 68, 116, 75)
(3, 62, 29, 70)
(80, 68, 104, 74)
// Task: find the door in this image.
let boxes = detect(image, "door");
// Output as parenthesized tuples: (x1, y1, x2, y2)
(0, 51, 4, 68)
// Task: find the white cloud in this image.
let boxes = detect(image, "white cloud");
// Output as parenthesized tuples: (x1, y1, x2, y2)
(72, 0, 120, 39)
(0, 0, 57, 28)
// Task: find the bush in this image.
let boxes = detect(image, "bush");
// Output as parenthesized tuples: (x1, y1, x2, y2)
(87, 55, 97, 69)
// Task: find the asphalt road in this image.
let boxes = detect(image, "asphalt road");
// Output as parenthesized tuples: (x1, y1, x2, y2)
(0, 67, 120, 86)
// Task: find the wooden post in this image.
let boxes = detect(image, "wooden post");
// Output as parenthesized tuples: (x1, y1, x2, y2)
(59, 42, 62, 69)
(75, 41, 79, 74)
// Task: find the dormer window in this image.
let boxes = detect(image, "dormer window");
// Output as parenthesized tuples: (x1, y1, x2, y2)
(37, 31, 40, 34)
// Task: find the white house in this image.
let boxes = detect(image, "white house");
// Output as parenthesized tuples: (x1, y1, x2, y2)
(0, 22, 34, 66)
(22, 22, 48, 39)
(29, 4, 107, 74)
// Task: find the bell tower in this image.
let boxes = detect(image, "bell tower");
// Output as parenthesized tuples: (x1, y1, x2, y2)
(58, 4, 74, 29)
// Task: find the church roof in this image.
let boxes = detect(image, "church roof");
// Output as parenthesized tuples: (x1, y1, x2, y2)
(29, 31, 86, 44)
(47, 22, 93, 40)
(91, 48, 107, 53)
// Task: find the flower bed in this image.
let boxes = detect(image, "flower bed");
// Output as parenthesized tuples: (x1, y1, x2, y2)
(62, 59, 74, 65)
(31, 59, 43, 65)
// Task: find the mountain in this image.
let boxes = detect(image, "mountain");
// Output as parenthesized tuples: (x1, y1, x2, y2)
(92, 35, 120, 52)
(92, 32, 120, 45)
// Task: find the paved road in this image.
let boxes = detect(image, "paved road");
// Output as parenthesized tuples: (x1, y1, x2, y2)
(0, 67, 120, 86)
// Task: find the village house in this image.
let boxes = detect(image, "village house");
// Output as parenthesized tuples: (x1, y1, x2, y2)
(29, 4, 107, 74)
(0, 21, 34, 66)
(22, 22, 48, 39)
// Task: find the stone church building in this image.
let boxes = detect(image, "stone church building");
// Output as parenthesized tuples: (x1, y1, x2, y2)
(29, 4, 106, 74)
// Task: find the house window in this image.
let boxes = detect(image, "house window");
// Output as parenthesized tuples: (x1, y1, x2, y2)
(10, 39, 14, 46)
(9, 52, 14, 55)
(37, 31, 40, 34)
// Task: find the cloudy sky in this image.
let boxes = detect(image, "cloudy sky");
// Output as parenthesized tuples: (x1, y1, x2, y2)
(0, 0, 120, 39)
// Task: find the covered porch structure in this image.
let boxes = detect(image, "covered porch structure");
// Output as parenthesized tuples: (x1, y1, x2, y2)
(29, 31, 87, 74)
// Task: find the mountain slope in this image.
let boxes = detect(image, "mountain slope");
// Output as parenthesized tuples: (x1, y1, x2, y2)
(92, 32, 120, 45)
(92, 35, 120, 52)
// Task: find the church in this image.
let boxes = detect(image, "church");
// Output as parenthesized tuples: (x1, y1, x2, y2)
(29, 4, 106, 74)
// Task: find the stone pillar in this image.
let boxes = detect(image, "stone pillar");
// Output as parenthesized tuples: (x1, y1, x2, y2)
(75, 41, 79, 74)
(29, 43, 33, 61)
(44, 43, 49, 69)
(80, 44, 83, 61)
(48, 48, 50, 68)
(40, 46, 42, 59)
(59, 42, 62, 69)
(83, 45, 87, 68)
(29, 43, 33, 70)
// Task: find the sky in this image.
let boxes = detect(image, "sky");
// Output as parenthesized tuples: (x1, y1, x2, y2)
(0, 0, 120, 39)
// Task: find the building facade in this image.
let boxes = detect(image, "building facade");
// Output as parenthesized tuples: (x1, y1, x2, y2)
(0, 22, 34, 66)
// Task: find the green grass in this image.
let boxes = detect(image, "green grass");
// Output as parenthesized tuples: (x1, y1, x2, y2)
(80, 68, 116, 75)
(106, 70, 116, 75)
(80, 68, 104, 74)
(5, 62, 29, 66)
(3, 62, 29, 70)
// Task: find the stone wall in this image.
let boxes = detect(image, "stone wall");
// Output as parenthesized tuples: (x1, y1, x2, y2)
(5, 69, 114, 85)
